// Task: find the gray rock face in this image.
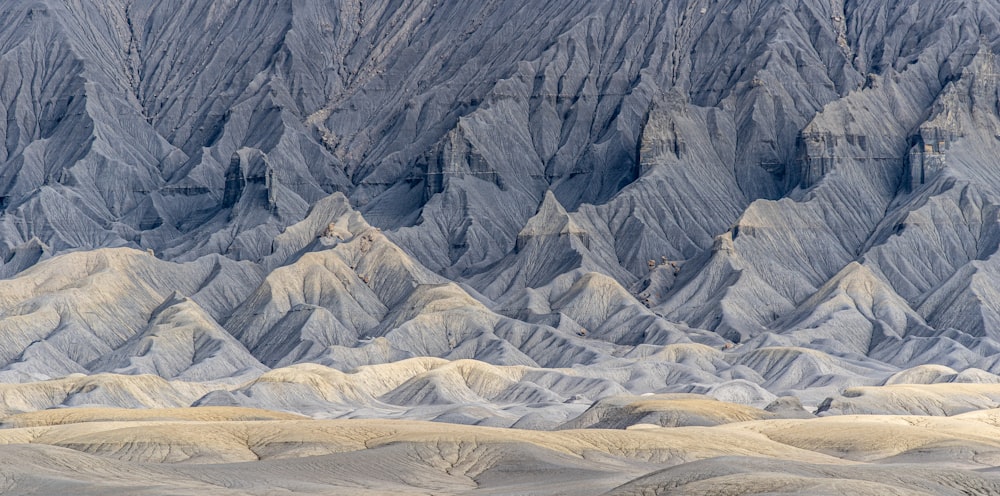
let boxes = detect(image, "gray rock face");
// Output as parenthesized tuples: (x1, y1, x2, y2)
(3, 0, 1000, 421)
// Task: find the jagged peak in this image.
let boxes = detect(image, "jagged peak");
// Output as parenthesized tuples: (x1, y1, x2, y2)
(550, 272, 635, 311)
(710, 231, 737, 255)
(819, 261, 886, 291)
(518, 190, 586, 239)
(776, 261, 921, 329)
(388, 283, 489, 320)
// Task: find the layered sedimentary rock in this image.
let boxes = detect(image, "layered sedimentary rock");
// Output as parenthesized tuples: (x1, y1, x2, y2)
(2, 0, 1000, 437)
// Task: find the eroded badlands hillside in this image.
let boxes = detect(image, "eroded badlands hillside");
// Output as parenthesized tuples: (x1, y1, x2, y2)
(4, 0, 1000, 463)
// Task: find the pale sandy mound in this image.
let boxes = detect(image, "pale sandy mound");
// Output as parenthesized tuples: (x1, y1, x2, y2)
(0, 410, 999, 494)
(559, 394, 775, 429)
(605, 456, 1000, 495)
(736, 415, 1000, 464)
(0, 406, 306, 428)
(883, 364, 960, 385)
(817, 383, 1000, 415)
(0, 417, 841, 466)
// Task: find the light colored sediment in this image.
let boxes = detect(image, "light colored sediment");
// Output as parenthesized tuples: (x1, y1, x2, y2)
(1, 407, 1000, 495)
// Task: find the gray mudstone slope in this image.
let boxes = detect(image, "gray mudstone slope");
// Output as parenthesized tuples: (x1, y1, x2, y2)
(3, 0, 1000, 421)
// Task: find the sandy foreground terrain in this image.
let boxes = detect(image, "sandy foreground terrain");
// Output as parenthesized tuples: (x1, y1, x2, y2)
(2, 403, 1000, 495)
